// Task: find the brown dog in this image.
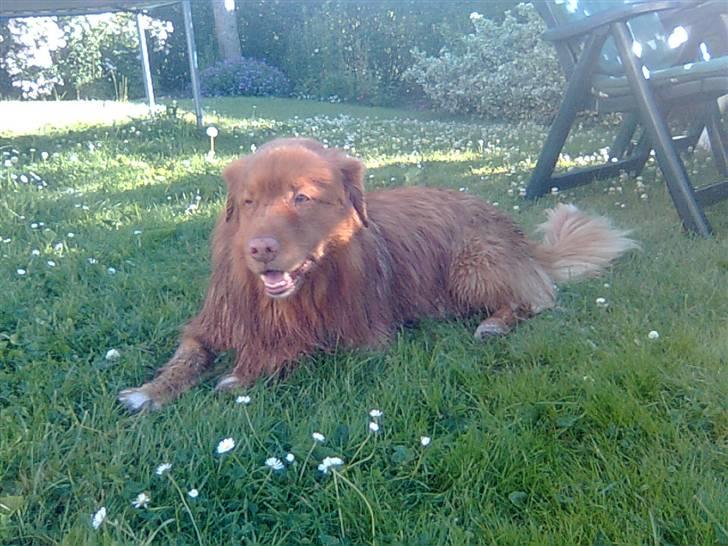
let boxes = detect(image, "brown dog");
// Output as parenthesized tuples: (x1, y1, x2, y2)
(119, 137, 634, 411)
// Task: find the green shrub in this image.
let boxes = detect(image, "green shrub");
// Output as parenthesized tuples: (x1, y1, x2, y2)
(404, 3, 565, 122)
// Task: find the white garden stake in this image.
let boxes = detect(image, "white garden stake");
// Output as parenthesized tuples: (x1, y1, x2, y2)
(206, 126, 219, 158)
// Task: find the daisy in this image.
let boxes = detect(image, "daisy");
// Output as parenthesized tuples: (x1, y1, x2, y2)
(265, 457, 284, 471)
(155, 463, 172, 475)
(216, 437, 235, 454)
(368, 421, 380, 433)
(91, 506, 106, 529)
(420, 436, 432, 447)
(317, 456, 344, 474)
(132, 492, 150, 509)
(105, 349, 121, 361)
(312, 432, 325, 443)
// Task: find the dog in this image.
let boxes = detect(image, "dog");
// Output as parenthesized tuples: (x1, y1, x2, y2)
(118, 137, 635, 411)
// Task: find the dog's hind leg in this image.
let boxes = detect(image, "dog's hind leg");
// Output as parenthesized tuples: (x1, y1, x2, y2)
(448, 235, 556, 340)
(474, 303, 533, 340)
(118, 337, 215, 412)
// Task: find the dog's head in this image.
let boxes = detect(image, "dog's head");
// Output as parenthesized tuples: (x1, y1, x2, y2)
(221, 137, 368, 299)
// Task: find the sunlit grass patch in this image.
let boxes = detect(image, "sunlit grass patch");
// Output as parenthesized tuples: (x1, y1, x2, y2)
(1, 98, 727, 545)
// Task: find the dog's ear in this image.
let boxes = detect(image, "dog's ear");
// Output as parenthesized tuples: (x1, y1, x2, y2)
(221, 158, 247, 222)
(336, 154, 368, 228)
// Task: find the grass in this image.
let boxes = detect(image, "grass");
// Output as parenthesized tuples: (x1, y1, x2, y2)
(1, 97, 726, 545)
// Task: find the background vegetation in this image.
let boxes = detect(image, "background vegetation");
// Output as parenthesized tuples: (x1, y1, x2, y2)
(0, 0, 566, 120)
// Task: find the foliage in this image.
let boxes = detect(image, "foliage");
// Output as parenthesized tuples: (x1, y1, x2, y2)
(199, 57, 291, 98)
(280, 0, 519, 106)
(0, 0, 520, 107)
(0, 13, 175, 101)
(405, 3, 566, 122)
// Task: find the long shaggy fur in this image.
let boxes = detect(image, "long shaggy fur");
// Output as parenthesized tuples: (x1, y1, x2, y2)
(118, 138, 635, 411)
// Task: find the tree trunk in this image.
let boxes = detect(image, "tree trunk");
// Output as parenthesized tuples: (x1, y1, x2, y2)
(211, 0, 242, 61)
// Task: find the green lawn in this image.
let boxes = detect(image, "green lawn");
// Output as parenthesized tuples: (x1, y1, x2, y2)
(1, 97, 726, 545)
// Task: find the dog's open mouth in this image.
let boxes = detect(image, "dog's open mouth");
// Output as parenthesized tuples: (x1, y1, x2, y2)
(260, 259, 313, 298)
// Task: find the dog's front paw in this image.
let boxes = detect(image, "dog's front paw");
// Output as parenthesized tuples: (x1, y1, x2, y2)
(474, 319, 509, 341)
(118, 387, 162, 413)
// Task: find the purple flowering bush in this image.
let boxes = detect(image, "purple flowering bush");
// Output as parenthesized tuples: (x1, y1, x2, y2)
(200, 57, 291, 98)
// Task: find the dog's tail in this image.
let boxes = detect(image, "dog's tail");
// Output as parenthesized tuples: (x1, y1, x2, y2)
(532, 204, 637, 283)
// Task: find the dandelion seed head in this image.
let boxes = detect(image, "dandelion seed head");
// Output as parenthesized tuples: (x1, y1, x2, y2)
(187, 488, 199, 498)
(648, 330, 660, 340)
(285, 452, 295, 463)
(206, 126, 219, 138)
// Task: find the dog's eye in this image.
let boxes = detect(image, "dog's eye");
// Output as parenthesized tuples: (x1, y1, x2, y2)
(294, 193, 311, 205)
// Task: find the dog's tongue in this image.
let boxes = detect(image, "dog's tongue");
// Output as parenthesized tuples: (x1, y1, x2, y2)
(261, 271, 292, 291)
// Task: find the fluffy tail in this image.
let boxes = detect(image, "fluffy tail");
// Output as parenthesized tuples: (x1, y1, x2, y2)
(532, 204, 637, 283)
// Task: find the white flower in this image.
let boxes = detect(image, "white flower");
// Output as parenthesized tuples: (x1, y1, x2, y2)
(595, 297, 608, 308)
(67, 232, 75, 238)
(236, 395, 251, 405)
(420, 436, 431, 447)
(88, 257, 97, 264)
(91, 506, 106, 529)
(132, 492, 150, 509)
(648, 330, 660, 340)
(105, 349, 121, 361)
(312, 432, 325, 443)
(265, 457, 285, 471)
(31, 222, 38, 229)
(16, 268, 27, 276)
(107, 267, 117, 275)
(31, 249, 40, 256)
(133, 230, 142, 235)
(155, 463, 172, 475)
(285, 453, 295, 463)
(368, 421, 380, 433)
(369, 409, 383, 418)
(317, 456, 344, 474)
(216, 437, 235, 454)
(470, 12, 483, 22)
(188, 488, 199, 498)
(47, 260, 56, 267)
(206, 126, 219, 138)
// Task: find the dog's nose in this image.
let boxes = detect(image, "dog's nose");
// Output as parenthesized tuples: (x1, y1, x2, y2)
(248, 236, 280, 263)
